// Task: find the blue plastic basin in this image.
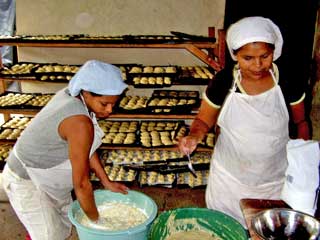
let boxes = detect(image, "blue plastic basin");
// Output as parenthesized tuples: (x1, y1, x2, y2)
(68, 189, 158, 240)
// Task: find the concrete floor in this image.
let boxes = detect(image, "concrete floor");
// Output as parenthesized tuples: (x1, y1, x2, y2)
(0, 179, 206, 240)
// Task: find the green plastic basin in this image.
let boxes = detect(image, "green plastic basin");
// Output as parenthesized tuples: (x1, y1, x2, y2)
(149, 207, 249, 240)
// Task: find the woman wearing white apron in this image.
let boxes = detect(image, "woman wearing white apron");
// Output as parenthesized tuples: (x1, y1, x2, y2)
(179, 17, 310, 226)
(2, 60, 129, 240)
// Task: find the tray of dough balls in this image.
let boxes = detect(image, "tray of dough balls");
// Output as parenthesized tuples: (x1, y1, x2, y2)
(123, 34, 181, 44)
(0, 116, 33, 142)
(163, 151, 211, 172)
(116, 95, 150, 113)
(198, 132, 215, 149)
(0, 92, 36, 109)
(175, 66, 215, 85)
(146, 95, 200, 114)
(98, 120, 139, 146)
(90, 165, 137, 184)
(100, 149, 182, 167)
(176, 170, 209, 188)
(33, 63, 80, 82)
(152, 90, 199, 99)
(24, 93, 54, 108)
(0, 91, 54, 109)
(127, 65, 177, 88)
(0, 62, 39, 79)
(139, 121, 187, 148)
(138, 171, 176, 188)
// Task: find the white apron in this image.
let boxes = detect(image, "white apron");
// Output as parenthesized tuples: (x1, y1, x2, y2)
(206, 69, 289, 226)
(9, 95, 104, 239)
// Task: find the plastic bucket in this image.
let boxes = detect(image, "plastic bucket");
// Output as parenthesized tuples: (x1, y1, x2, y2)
(68, 189, 158, 240)
(149, 207, 249, 240)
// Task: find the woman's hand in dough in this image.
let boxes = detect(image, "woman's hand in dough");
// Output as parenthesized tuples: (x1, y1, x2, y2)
(103, 181, 129, 194)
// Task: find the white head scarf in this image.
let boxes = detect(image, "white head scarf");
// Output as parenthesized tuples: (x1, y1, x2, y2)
(226, 16, 283, 61)
(68, 60, 128, 97)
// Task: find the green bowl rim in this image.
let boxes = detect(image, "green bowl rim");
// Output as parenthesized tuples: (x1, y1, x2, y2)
(149, 207, 248, 239)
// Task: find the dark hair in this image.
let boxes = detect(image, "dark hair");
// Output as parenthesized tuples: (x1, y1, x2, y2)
(232, 42, 275, 55)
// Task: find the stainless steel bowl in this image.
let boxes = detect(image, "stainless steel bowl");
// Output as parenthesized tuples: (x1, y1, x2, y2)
(251, 208, 320, 240)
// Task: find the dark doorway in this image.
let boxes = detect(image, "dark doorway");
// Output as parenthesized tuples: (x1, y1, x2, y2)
(224, 0, 318, 137)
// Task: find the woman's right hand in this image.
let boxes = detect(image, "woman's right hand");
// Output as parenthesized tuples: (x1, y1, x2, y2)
(178, 135, 199, 155)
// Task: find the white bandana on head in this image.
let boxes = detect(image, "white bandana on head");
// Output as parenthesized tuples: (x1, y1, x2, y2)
(226, 16, 283, 61)
(68, 60, 128, 96)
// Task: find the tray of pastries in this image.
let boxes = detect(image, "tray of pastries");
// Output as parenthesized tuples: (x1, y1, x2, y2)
(138, 171, 175, 187)
(139, 121, 187, 148)
(123, 35, 181, 44)
(1, 116, 32, 130)
(98, 120, 139, 133)
(127, 65, 177, 88)
(152, 90, 199, 99)
(24, 93, 54, 108)
(175, 66, 215, 85)
(177, 170, 209, 188)
(34, 63, 80, 82)
(199, 132, 215, 148)
(0, 144, 12, 170)
(0, 62, 39, 78)
(0, 92, 35, 109)
(101, 132, 137, 146)
(116, 95, 149, 113)
(0, 128, 23, 141)
(146, 96, 200, 114)
(91, 165, 137, 184)
(101, 149, 183, 166)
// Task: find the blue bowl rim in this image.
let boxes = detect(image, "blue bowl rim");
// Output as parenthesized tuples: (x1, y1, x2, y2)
(68, 189, 158, 235)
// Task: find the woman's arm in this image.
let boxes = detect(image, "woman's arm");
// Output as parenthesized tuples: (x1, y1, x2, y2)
(179, 100, 220, 155)
(89, 152, 128, 194)
(290, 101, 310, 140)
(59, 115, 99, 221)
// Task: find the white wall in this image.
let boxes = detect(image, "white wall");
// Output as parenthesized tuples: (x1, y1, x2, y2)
(15, 0, 225, 92)
(16, 0, 225, 65)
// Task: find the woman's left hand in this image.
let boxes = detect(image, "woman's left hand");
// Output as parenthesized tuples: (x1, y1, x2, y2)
(103, 181, 129, 194)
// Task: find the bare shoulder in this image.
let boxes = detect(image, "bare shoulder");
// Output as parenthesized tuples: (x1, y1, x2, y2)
(59, 114, 93, 140)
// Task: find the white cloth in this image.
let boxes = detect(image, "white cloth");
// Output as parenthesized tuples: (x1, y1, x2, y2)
(226, 16, 283, 61)
(68, 60, 128, 96)
(281, 139, 320, 215)
(206, 69, 289, 226)
(2, 96, 104, 240)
